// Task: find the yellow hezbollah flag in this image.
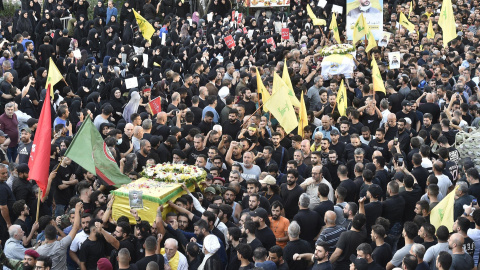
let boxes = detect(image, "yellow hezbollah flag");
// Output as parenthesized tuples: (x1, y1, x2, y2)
(353, 13, 369, 45)
(298, 94, 308, 137)
(336, 80, 347, 117)
(46, 58, 63, 98)
(431, 185, 459, 231)
(365, 29, 377, 53)
(307, 5, 326, 26)
(282, 59, 301, 107)
(266, 73, 299, 134)
(427, 19, 435, 39)
(438, 0, 457, 48)
(330, 13, 341, 44)
(256, 68, 271, 112)
(133, 9, 155, 41)
(371, 59, 386, 94)
(399, 12, 415, 32)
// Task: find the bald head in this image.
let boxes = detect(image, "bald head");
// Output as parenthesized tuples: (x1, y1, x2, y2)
(426, 93, 434, 103)
(449, 233, 464, 251)
(156, 112, 167, 124)
(324, 210, 336, 225)
(301, 140, 311, 154)
(387, 113, 396, 121)
(124, 123, 134, 137)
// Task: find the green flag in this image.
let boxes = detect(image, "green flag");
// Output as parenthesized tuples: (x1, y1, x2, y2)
(65, 118, 131, 187)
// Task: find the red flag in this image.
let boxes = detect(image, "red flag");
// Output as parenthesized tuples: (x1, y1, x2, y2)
(148, 97, 162, 115)
(224, 35, 236, 49)
(243, 27, 248, 34)
(237, 13, 243, 24)
(266, 37, 276, 49)
(232, 11, 235, 21)
(28, 84, 52, 198)
(281, 28, 290, 40)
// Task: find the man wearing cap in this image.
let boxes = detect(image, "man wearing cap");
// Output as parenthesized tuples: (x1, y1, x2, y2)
(418, 51, 429, 66)
(12, 164, 35, 210)
(23, 249, 40, 270)
(259, 175, 282, 206)
(396, 101, 420, 132)
(16, 127, 32, 165)
(250, 208, 276, 250)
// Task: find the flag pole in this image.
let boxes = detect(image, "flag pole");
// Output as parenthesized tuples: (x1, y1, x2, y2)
(36, 190, 41, 222)
(241, 103, 265, 128)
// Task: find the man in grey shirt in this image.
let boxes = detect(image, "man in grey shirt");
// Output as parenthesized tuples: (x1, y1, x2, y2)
(387, 221, 418, 269)
(37, 202, 82, 270)
(307, 76, 325, 111)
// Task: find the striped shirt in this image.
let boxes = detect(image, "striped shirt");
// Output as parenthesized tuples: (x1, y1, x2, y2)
(316, 225, 347, 254)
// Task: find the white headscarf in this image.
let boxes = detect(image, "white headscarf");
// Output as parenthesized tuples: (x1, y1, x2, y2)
(123, 91, 141, 123)
(198, 235, 221, 270)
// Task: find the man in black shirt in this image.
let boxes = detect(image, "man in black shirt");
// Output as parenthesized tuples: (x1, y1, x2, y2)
(97, 221, 137, 266)
(185, 134, 208, 165)
(53, 154, 77, 217)
(369, 128, 389, 160)
(313, 183, 334, 228)
(293, 193, 321, 248)
(250, 208, 276, 251)
(56, 29, 71, 57)
(136, 139, 151, 172)
(135, 236, 165, 270)
(237, 89, 256, 116)
(382, 180, 405, 247)
(221, 109, 242, 141)
(280, 169, 304, 220)
(283, 221, 313, 270)
(371, 224, 392, 268)
(79, 219, 107, 270)
(330, 214, 367, 270)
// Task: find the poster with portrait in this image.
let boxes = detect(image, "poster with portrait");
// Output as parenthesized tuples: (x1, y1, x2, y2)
(129, 190, 144, 209)
(346, 0, 383, 40)
(378, 32, 391, 47)
(388, 52, 401, 69)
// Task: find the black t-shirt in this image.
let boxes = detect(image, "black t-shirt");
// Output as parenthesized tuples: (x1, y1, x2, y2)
(186, 146, 208, 165)
(382, 194, 405, 225)
(464, 236, 476, 258)
(248, 238, 264, 251)
(371, 242, 392, 268)
(293, 209, 321, 247)
(335, 230, 367, 269)
(237, 100, 256, 116)
(418, 103, 441, 124)
(53, 164, 76, 205)
(412, 166, 430, 191)
(135, 254, 165, 270)
(56, 37, 71, 56)
(312, 261, 333, 270)
(369, 140, 389, 160)
(360, 112, 381, 134)
(338, 179, 357, 203)
(364, 201, 382, 233)
(221, 120, 242, 140)
(400, 184, 424, 222)
(17, 141, 32, 165)
(280, 184, 304, 220)
(255, 226, 276, 251)
(79, 239, 106, 270)
(313, 200, 334, 227)
(396, 110, 419, 129)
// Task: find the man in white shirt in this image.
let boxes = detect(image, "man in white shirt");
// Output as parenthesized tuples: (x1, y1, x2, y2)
(69, 214, 91, 268)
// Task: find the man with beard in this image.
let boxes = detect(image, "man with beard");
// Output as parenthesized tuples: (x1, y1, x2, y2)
(369, 128, 389, 160)
(237, 89, 256, 116)
(222, 109, 242, 140)
(11, 164, 35, 211)
(15, 127, 32, 164)
(135, 140, 151, 172)
(79, 219, 106, 270)
(269, 201, 290, 248)
(338, 121, 351, 145)
(69, 214, 91, 269)
(250, 207, 276, 250)
(177, 213, 190, 231)
(271, 132, 289, 172)
(23, 250, 40, 270)
(280, 169, 304, 220)
(326, 151, 342, 189)
(396, 100, 420, 132)
(226, 227, 242, 270)
(343, 134, 371, 162)
(192, 219, 228, 268)
(185, 134, 208, 165)
(293, 242, 333, 270)
(97, 221, 137, 265)
(268, 245, 289, 270)
(319, 138, 330, 165)
(89, 191, 107, 209)
(118, 123, 134, 158)
(329, 130, 345, 162)
(223, 188, 242, 223)
(396, 118, 411, 154)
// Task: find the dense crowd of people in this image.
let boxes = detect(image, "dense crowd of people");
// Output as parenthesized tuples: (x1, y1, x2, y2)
(1, 0, 480, 269)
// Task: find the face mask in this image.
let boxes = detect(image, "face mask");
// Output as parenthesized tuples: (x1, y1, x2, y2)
(117, 139, 122, 145)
